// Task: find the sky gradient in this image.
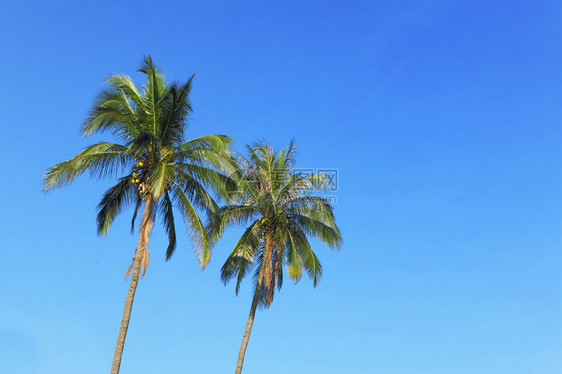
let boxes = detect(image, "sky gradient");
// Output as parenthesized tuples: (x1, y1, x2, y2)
(1, 1, 561, 373)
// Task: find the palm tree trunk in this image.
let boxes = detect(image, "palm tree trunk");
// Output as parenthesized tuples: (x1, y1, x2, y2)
(235, 282, 261, 374)
(110, 196, 154, 374)
(234, 235, 272, 374)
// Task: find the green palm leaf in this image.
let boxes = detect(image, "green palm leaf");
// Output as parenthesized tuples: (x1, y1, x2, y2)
(43, 142, 132, 191)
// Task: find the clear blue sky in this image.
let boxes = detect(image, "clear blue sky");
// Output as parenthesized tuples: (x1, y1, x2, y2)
(1, 1, 561, 373)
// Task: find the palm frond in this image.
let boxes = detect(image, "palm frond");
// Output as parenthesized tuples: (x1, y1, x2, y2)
(288, 223, 322, 286)
(174, 135, 233, 160)
(290, 214, 342, 249)
(160, 191, 177, 260)
(285, 229, 303, 282)
(130, 194, 142, 234)
(206, 204, 259, 245)
(43, 142, 132, 191)
(159, 77, 193, 146)
(138, 55, 168, 135)
(148, 161, 175, 198)
(81, 88, 140, 140)
(220, 219, 264, 293)
(286, 197, 336, 225)
(106, 73, 145, 110)
(171, 180, 212, 267)
(277, 173, 331, 203)
(126, 132, 156, 159)
(173, 170, 224, 218)
(96, 176, 137, 236)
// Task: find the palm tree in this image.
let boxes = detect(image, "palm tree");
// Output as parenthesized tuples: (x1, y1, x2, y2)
(43, 56, 233, 374)
(207, 141, 342, 374)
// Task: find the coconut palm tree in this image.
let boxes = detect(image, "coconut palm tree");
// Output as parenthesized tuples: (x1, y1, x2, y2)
(43, 56, 233, 374)
(207, 141, 342, 374)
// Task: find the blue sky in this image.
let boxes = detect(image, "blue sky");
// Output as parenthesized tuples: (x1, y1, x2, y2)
(1, 0, 561, 373)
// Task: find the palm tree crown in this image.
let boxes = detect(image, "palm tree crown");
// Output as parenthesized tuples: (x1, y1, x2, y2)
(44, 55, 232, 267)
(210, 140, 342, 304)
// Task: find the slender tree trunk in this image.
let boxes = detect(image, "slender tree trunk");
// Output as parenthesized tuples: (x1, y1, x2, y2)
(234, 234, 273, 374)
(235, 281, 261, 374)
(110, 196, 154, 374)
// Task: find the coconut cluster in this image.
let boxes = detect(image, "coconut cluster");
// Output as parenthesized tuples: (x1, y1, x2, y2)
(131, 161, 144, 184)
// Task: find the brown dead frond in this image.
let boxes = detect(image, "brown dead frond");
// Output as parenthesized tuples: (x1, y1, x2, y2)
(140, 247, 150, 277)
(125, 262, 133, 280)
